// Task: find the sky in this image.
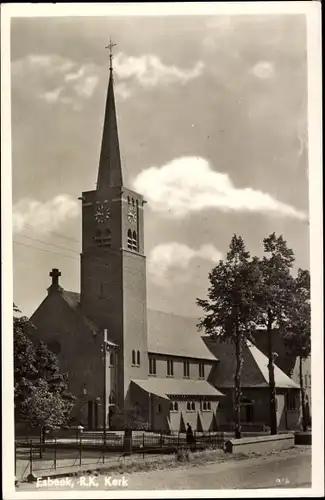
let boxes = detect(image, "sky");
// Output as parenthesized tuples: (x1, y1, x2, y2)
(11, 13, 310, 318)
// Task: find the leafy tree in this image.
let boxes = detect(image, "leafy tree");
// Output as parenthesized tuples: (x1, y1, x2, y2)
(282, 269, 311, 431)
(20, 379, 74, 434)
(254, 234, 296, 435)
(197, 235, 260, 438)
(14, 304, 75, 438)
(14, 305, 37, 417)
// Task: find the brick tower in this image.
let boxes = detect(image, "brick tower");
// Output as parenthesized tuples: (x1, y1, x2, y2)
(80, 45, 148, 414)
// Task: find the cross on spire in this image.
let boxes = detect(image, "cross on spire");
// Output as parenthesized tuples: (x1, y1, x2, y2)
(105, 38, 117, 71)
(50, 268, 61, 286)
(97, 38, 123, 190)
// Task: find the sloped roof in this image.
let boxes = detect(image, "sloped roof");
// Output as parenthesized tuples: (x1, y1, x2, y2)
(247, 341, 300, 389)
(132, 378, 224, 398)
(60, 294, 212, 358)
(204, 337, 299, 389)
(61, 291, 118, 346)
(251, 329, 296, 376)
(147, 310, 217, 361)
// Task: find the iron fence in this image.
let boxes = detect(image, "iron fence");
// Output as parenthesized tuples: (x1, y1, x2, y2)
(15, 430, 226, 481)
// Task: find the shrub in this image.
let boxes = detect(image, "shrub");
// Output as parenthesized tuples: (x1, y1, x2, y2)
(175, 447, 190, 462)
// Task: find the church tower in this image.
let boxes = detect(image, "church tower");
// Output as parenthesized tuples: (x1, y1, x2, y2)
(80, 43, 148, 412)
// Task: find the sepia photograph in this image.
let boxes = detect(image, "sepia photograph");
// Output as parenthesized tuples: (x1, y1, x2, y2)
(1, 2, 323, 498)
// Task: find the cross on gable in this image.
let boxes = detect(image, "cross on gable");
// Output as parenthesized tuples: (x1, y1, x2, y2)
(50, 268, 61, 286)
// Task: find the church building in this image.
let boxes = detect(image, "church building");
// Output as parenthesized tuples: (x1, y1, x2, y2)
(30, 52, 302, 433)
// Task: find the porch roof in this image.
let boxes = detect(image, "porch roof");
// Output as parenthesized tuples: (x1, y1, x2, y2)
(131, 378, 224, 399)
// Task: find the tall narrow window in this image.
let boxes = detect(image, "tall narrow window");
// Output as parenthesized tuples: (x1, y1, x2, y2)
(127, 229, 132, 250)
(199, 363, 205, 379)
(132, 350, 136, 366)
(183, 361, 190, 378)
(149, 358, 157, 375)
(127, 196, 130, 204)
(132, 231, 138, 251)
(286, 391, 297, 411)
(167, 360, 174, 376)
(109, 352, 114, 367)
(137, 350, 140, 366)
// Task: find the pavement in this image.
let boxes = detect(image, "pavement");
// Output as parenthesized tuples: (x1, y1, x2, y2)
(17, 446, 311, 491)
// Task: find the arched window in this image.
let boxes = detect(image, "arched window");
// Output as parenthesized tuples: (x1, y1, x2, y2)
(207, 401, 211, 410)
(127, 196, 130, 204)
(170, 402, 178, 412)
(132, 231, 138, 251)
(109, 352, 114, 367)
(132, 198, 135, 206)
(186, 402, 191, 411)
(191, 402, 196, 411)
(95, 228, 111, 247)
(132, 350, 136, 365)
(127, 229, 132, 250)
(103, 228, 111, 247)
(203, 401, 207, 411)
(137, 350, 140, 366)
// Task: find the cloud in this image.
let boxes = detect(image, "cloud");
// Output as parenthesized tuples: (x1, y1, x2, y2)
(11, 54, 99, 110)
(40, 86, 63, 103)
(251, 61, 275, 80)
(133, 156, 307, 220)
(114, 81, 133, 101)
(113, 52, 204, 89)
(13, 195, 80, 233)
(12, 51, 204, 107)
(148, 242, 222, 283)
(73, 75, 99, 98)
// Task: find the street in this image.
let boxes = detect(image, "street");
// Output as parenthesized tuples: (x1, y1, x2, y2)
(18, 446, 311, 491)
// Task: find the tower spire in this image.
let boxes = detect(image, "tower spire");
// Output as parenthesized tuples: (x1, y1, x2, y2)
(97, 39, 122, 191)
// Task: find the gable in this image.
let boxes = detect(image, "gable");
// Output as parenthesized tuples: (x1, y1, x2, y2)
(204, 337, 299, 389)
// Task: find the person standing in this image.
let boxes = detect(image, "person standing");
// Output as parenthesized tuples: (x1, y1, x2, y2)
(186, 423, 194, 445)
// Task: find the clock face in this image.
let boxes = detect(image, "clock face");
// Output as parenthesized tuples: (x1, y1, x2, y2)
(127, 206, 137, 224)
(94, 202, 111, 224)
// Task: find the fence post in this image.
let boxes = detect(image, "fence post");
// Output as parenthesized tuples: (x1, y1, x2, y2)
(142, 433, 145, 459)
(54, 438, 57, 470)
(29, 440, 33, 476)
(178, 432, 180, 447)
(79, 435, 82, 466)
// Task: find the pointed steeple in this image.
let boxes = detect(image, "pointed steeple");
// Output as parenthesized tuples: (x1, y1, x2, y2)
(97, 40, 123, 191)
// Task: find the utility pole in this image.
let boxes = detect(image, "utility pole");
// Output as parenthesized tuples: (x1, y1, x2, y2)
(103, 328, 108, 446)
